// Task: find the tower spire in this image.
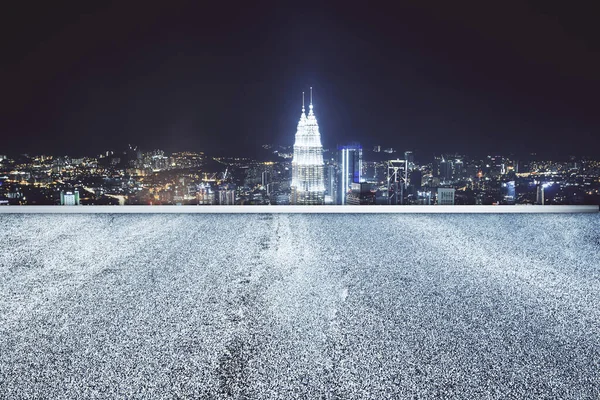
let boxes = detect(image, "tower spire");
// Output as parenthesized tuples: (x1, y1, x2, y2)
(291, 87, 325, 205)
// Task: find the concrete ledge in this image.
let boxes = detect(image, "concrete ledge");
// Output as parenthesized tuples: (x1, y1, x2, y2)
(0, 205, 597, 213)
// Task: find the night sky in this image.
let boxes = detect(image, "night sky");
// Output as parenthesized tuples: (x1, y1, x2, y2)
(2, 2, 599, 158)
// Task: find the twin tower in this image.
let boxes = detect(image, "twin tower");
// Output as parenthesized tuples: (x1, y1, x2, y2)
(291, 87, 325, 205)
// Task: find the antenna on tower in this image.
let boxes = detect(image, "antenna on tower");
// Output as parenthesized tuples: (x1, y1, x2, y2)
(302, 92, 305, 113)
(310, 87, 313, 106)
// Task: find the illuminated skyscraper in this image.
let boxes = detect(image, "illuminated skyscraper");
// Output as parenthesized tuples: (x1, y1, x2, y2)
(291, 88, 325, 205)
(339, 144, 362, 205)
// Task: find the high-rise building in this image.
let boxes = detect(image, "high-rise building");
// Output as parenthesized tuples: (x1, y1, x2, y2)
(326, 164, 336, 204)
(406, 168, 423, 204)
(437, 188, 455, 205)
(218, 184, 236, 205)
(261, 171, 271, 187)
(439, 158, 452, 182)
(338, 144, 362, 205)
(502, 181, 516, 204)
(409, 169, 422, 191)
(346, 182, 375, 205)
(291, 88, 325, 205)
(197, 184, 215, 205)
(536, 184, 545, 205)
(432, 156, 442, 177)
(417, 190, 432, 205)
(404, 151, 415, 170)
(60, 191, 80, 205)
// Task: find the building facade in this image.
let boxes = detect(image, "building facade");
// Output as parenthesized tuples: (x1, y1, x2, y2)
(60, 191, 80, 205)
(339, 144, 362, 205)
(437, 188, 456, 205)
(218, 184, 236, 205)
(291, 89, 325, 205)
(346, 182, 375, 205)
(502, 181, 516, 204)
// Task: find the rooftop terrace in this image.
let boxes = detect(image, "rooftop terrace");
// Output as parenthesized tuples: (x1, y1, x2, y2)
(1, 212, 599, 398)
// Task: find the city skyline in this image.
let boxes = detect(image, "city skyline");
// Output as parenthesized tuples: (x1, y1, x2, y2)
(2, 141, 599, 207)
(2, 3, 599, 207)
(1, 89, 598, 206)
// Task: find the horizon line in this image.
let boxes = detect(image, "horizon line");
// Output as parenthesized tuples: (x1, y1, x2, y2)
(0, 205, 597, 214)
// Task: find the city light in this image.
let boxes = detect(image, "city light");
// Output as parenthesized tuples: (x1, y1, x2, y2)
(0, 113, 599, 207)
(290, 88, 326, 205)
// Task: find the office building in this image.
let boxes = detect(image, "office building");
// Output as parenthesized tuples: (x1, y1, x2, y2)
(291, 88, 325, 204)
(60, 191, 80, 205)
(417, 190, 432, 205)
(218, 184, 236, 205)
(261, 171, 271, 187)
(404, 151, 415, 170)
(197, 184, 215, 205)
(437, 188, 455, 205)
(409, 169, 422, 191)
(536, 184, 545, 205)
(339, 144, 362, 205)
(502, 181, 516, 205)
(440, 159, 452, 182)
(346, 182, 375, 205)
(326, 164, 336, 205)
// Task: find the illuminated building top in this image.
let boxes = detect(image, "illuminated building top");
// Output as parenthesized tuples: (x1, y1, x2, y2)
(291, 88, 325, 204)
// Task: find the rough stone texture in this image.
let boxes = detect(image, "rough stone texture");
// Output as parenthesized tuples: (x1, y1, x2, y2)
(1, 214, 599, 399)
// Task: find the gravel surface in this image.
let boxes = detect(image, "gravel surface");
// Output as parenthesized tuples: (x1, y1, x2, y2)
(1, 214, 599, 399)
